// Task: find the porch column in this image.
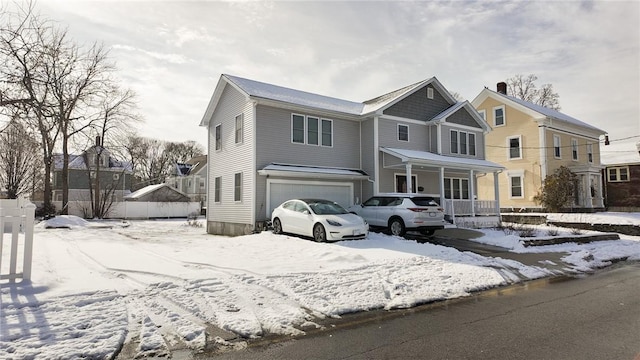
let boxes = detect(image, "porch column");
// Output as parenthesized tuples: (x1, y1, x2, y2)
(405, 163, 418, 194)
(597, 173, 604, 207)
(493, 171, 501, 216)
(469, 169, 476, 217)
(586, 174, 593, 208)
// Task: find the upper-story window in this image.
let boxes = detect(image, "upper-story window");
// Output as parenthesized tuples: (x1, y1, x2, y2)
(493, 105, 505, 127)
(571, 138, 578, 161)
(398, 124, 409, 142)
(292, 114, 333, 147)
(215, 124, 222, 151)
(235, 114, 244, 144)
(553, 134, 561, 158)
(508, 135, 522, 160)
(587, 143, 593, 163)
(608, 167, 629, 182)
(450, 130, 458, 154)
(450, 130, 477, 157)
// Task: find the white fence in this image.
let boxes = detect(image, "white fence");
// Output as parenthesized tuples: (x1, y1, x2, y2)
(0, 199, 36, 282)
(53, 201, 200, 219)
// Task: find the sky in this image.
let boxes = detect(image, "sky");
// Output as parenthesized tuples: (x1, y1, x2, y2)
(2, 214, 640, 357)
(8, 0, 639, 152)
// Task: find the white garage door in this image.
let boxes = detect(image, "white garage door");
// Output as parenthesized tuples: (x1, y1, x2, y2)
(268, 180, 353, 217)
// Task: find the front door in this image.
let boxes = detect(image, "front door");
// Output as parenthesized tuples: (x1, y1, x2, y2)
(395, 175, 417, 193)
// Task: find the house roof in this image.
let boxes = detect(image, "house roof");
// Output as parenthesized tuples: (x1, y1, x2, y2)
(126, 184, 165, 199)
(601, 141, 640, 165)
(258, 163, 370, 180)
(472, 88, 605, 134)
(381, 147, 505, 172)
(431, 100, 491, 132)
(53, 154, 133, 172)
(200, 74, 460, 126)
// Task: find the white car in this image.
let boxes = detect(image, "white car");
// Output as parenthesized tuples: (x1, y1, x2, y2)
(271, 199, 368, 242)
(348, 194, 446, 237)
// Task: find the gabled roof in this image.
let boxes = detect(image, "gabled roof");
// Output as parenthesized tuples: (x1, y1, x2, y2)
(53, 153, 133, 172)
(431, 101, 491, 132)
(200, 75, 458, 126)
(381, 147, 504, 173)
(471, 88, 605, 134)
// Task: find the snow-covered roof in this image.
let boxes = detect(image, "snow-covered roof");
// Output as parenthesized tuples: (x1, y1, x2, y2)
(381, 147, 505, 172)
(225, 74, 364, 115)
(125, 184, 165, 199)
(477, 88, 605, 133)
(53, 153, 133, 172)
(258, 163, 369, 179)
(600, 141, 640, 165)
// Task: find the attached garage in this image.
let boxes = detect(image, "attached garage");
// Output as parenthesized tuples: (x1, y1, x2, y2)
(267, 180, 354, 217)
(259, 164, 371, 219)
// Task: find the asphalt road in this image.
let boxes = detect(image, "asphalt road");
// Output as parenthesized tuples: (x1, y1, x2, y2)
(205, 262, 640, 360)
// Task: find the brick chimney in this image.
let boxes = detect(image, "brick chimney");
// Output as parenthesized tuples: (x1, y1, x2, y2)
(497, 82, 507, 94)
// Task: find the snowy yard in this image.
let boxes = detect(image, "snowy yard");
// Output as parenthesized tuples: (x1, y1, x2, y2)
(1, 213, 640, 358)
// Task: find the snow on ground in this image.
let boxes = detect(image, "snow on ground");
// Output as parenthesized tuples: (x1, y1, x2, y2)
(2, 214, 640, 359)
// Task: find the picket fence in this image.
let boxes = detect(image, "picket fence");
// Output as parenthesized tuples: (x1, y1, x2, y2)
(0, 198, 36, 282)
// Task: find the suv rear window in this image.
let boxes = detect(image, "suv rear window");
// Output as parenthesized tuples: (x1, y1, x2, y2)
(409, 197, 440, 206)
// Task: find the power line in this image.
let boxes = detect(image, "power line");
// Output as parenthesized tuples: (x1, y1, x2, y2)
(484, 134, 640, 150)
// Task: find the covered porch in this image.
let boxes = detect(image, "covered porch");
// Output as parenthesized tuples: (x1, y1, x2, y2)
(379, 148, 505, 227)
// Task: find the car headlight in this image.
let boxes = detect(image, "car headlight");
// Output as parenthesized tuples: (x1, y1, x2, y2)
(327, 219, 342, 227)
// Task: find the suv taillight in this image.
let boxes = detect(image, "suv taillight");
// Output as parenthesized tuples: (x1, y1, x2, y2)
(407, 208, 424, 212)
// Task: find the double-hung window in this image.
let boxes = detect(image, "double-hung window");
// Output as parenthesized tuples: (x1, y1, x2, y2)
(468, 133, 476, 156)
(493, 105, 505, 126)
(292, 114, 332, 147)
(460, 132, 468, 155)
(450, 130, 459, 154)
(234, 173, 242, 202)
(553, 135, 561, 158)
(587, 143, 593, 163)
(214, 177, 221, 203)
(398, 124, 409, 142)
(510, 175, 524, 198)
(608, 167, 629, 182)
(571, 138, 578, 161)
(215, 124, 222, 151)
(235, 114, 244, 144)
(444, 178, 469, 199)
(508, 135, 522, 160)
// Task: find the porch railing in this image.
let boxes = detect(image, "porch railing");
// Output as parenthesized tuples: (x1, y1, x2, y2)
(443, 199, 499, 217)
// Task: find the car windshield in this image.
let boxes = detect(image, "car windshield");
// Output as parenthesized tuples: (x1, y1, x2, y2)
(306, 200, 348, 215)
(410, 197, 440, 207)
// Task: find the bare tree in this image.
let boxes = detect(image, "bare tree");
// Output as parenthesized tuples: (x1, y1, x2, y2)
(506, 74, 561, 110)
(0, 115, 40, 198)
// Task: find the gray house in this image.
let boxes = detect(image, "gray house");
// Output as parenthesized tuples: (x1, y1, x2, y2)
(200, 75, 504, 236)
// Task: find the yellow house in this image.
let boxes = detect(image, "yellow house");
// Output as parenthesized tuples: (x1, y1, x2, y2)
(472, 83, 607, 212)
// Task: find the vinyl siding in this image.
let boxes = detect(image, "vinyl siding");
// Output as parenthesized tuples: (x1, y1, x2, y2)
(207, 84, 254, 225)
(254, 105, 360, 169)
(384, 85, 451, 120)
(378, 118, 429, 151)
(360, 118, 375, 201)
(439, 123, 486, 159)
(447, 108, 483, 129)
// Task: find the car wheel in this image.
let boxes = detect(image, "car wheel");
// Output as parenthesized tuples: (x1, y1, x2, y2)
(389, 218, 406, 237)
(272, 218, 283, 234)
(419, 229, 435, 236)
(313, 224, 326, 242)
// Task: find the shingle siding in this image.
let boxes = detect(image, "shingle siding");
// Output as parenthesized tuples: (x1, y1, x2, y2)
(384, 85, 451, 121)
(447, 109, 483, 128)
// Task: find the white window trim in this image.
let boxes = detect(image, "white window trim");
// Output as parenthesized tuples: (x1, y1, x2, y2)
(608, 166, 630, 182)
(397, 124, 409, 142)
(468, 132, 476, 157)
(506, 170, 525, 199)
(493, 105, 506, 127)
(450, 129, 459, 154)
(553, 135, 561, 159)
(444, 177, 470, 200)
(234, 172, 242, 202)
(214, 176, 221, 203)
(571, 138, 579, 161)
(321, 118, 333, 148)
(477, 109, 486, 121)
(215, 124, 222, 151)
(307, 116, 319, 146)
(587, 143, 594, 163)
(427, 87, 434, 99)
(507, 135, 522, 160)
(235, 114, 244, 144)
(291, 113, 306, 145)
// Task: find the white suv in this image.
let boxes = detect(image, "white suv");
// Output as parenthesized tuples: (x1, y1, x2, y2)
(348, 194, 446, 237)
